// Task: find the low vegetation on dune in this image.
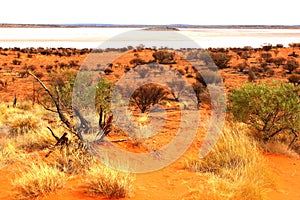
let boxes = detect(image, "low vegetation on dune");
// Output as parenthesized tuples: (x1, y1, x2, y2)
(185, 123, 272, 200)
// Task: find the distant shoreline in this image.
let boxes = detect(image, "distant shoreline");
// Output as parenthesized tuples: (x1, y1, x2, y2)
(1, 23, 300, 29)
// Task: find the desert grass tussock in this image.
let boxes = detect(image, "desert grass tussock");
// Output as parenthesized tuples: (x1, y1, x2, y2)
(84, 163, 134, 199)
(185, 123, 272, 200)
(0, 141, 27, 168)
(12, 162, 66, 200)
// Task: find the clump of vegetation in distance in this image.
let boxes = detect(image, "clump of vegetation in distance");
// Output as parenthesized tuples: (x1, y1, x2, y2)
(284, 58, 299, 74)
(153, 50, 176, 64)
(288, 74, 300, 85)
(210, 52, 231, 69)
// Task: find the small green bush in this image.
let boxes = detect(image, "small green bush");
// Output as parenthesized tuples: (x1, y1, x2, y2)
(228, 82, 300, 141)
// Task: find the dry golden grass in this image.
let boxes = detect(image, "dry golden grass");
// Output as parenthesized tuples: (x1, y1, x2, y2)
(12, 129, 56, 151)
(261, 141, 299, 158)
(49, 140, 95, 175)
(8, 113, 40, 136)
(0, 103, 57, 150)
(0, 141, 27, 168)
(84, 163, 134, 199)
(12, 162, 66, 200)
(185, 123, 272, 200)
(1, 102, 134, 199)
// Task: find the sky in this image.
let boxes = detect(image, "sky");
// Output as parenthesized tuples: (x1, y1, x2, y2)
(0, 0, 299, 25)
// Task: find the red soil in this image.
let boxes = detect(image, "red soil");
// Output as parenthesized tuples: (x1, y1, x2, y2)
(265, 154, 300, 200)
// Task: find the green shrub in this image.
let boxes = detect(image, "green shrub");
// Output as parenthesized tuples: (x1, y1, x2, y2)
(228, 82, 300, 141)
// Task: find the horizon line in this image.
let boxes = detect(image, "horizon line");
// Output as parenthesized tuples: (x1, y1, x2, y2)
(1, 23, 300, 27)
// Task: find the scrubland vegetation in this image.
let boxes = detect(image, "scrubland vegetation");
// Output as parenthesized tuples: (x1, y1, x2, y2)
(0, 44, 300, 199)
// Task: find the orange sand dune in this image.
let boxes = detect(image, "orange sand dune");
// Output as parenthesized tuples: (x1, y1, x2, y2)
(265, 154, 300, 200)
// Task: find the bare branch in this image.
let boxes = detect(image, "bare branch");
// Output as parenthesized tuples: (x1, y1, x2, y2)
(110, 138, 132, 143)
(37, 98, 57, 113)
(45, 132, 69, 158)
(47, 126, 59, 141)
(74, 107, 90, 134)
(96, 115, 113, 141)
(28, 71, 74, 131)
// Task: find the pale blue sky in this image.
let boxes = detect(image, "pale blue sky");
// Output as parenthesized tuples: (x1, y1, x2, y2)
(0, 0, 299, 25)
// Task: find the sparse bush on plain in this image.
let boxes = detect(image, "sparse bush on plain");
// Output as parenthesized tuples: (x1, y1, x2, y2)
(153, 50, 176, 64)
(284, 58, 299, 74)
(95, 77, 114, 121)
(260, 52, 273, 63)
(201, 70, 223, 85)
(236, 61, 248, 72)
(135, 66, 149, 78)
(272, 57, 286, 68)
(12, 59, 22, 65)
(130, 58, 145, 66)
(131, 83, 168, 113)
(262, 44, 272, 51)
(288, 74, 300, 85)
(210, 52, 231, 69)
